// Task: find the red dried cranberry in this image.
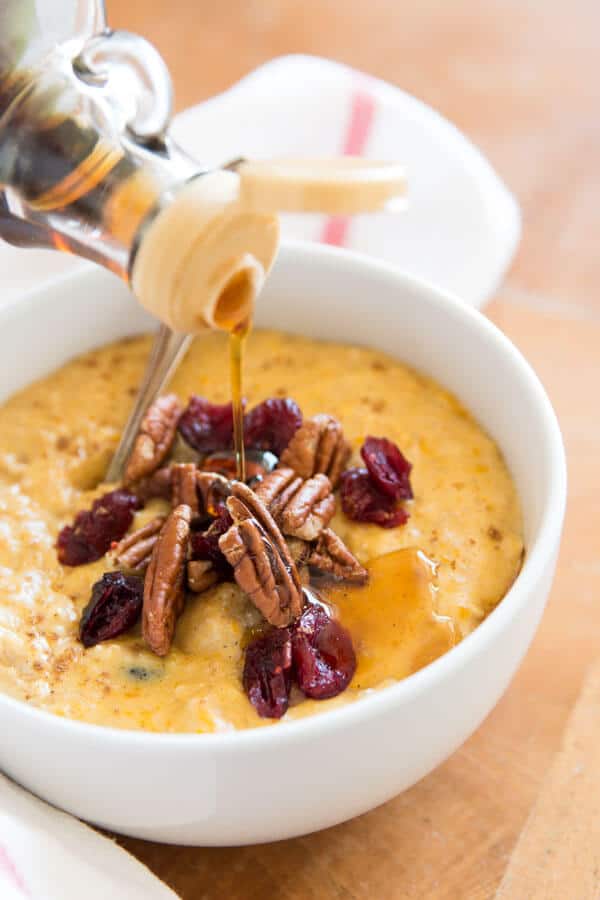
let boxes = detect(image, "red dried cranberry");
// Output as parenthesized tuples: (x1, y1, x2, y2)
(291, 604, 356, 700)
(79, 571, 143, 647)
(57, 490, 141, 566)
(178, 395, 234, 452)
(244, 398, 302, 456)
(190, 509, 233, 578)
(361, 436, 413, 500)
(243, 627, 293, 718)
(339, 468, 409, 529)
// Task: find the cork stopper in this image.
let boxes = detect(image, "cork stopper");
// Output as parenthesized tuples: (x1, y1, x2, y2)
(238, 157, 406, 214)
(131, 158, 406, 334)
(131, 170, 279, 334)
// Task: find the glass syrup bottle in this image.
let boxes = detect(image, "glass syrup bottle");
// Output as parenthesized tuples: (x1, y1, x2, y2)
(0, 0, 280, 334)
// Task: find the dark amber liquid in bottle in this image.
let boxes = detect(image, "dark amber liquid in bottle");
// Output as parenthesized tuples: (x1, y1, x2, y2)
(0, 71, 167, 275)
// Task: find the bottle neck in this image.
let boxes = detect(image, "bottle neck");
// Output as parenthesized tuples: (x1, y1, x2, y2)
(0, 25, 198, 280)
(0, 166, 175, 281)
(0, 58, 280, 336)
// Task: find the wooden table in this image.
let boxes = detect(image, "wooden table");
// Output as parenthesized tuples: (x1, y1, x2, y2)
(106, 1, 600, 896)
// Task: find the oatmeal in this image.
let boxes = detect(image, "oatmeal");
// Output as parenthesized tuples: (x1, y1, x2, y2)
(0, 330, 523, 731)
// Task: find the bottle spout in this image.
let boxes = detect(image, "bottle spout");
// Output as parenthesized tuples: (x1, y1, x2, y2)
(0, 21, 202, 279)
(210, 256, 266, 332)
(131, 170, 280, 335)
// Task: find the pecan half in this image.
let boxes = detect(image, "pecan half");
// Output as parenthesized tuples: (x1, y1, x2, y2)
(254, 468, 335, 541)
(110, 516, 166, 572)
(133, 465, 229, 516)
(253, 467, 303, 518)
(219, 482, 304, 627)
(187, 559, 219, 593)
(124, 394, 183, 485)
(281, 474, 336, 541)
(196, 471, 230, 516)
(280, 414, 351, 488)
(132, 465, 173, 503)
(171, 463, 200, 513)
(308, 528, 368, 584)
(286, 537, 311, 566)
(142, 504, 191, 656)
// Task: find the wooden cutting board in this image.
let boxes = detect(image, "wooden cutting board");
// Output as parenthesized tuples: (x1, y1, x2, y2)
(496, 658, 600, 899)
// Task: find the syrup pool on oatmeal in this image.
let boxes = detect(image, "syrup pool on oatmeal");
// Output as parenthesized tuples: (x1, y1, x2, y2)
(0, 329, 523, 732)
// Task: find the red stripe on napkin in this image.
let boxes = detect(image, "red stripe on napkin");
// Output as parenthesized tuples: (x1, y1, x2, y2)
(320, 89, 376, 247)
(0, 846, 30, 897)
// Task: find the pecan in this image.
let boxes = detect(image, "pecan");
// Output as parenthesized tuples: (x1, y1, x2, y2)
(187, 559, 219, 593)
(133, 465, 229, 516)
(142, 504, 191, 656)
(196, 470, 230, 516)
(254, 468, 335, 541)
(286, 537, 311, 566)
(110, 516, 166, 572)
(253, 467, 303, 518)
(124, 394, 183, 485)
(286, 537, 311, 586)
(132, 465, 173, 502)
(280, 414, 351, 488)
(308, 528, 368, 584)
(280, 474, 336, 541)
(171, 463, 200, 513)
(219, 482, 304, 627)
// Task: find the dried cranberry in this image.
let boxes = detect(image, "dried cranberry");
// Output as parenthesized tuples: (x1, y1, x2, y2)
(201, 449, 279, 483)
(190, 509, 233, 578)
(57, 490, 141, 566)
(244, 398, 302, 456)
(291, 604, 356, 700)
(361, 436, 413, 500)
(243, 627, 293, 718)
(79, 571, 143, 647)
(178, 395, 234, 452)
(340, 468, 409, 529)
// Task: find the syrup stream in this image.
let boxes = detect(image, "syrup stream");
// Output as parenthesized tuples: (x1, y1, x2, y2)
(230, 324, 248, 482)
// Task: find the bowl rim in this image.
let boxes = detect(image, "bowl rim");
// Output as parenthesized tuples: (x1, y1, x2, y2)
(0, 241, 566, 749)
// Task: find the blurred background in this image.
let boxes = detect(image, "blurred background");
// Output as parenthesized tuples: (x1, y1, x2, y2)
(107, 0, 600, 305)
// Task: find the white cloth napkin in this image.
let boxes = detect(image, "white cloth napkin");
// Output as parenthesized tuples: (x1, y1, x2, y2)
(0, 54, 520, 311)
(0, 774, 178, 900)
(173, 55, 520, 308)
(0, 55, 520, 898)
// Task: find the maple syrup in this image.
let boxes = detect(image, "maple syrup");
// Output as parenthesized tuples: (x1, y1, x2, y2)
(229, 324, 249, 482)
(0, 66, 172, 277)
(324, 548, 456, 689)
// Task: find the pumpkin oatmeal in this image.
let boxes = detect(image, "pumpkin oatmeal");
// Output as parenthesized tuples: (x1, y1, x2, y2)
(0, 329, 523, 732)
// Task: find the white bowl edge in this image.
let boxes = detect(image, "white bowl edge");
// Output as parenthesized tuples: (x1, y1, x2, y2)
(0, 242, 566, 844)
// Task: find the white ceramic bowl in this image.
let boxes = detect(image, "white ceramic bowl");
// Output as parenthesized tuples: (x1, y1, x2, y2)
(0, 243, 565, 845)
